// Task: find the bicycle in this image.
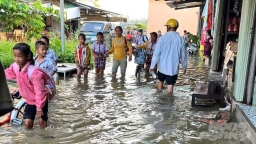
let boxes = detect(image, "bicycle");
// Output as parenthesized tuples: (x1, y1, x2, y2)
(0, 79, 26, 126)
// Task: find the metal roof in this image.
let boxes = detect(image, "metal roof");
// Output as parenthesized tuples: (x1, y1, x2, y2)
(47, 0, 127, 22)
(164, 0, 205, 10)
(72, 1, 124, 16)
(71, 1, 127, 22)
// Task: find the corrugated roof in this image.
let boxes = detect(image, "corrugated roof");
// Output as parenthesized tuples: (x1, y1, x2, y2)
(165, 0, 204, 10)
(72, 1, 124, 16)
(45, 0, 126, 21)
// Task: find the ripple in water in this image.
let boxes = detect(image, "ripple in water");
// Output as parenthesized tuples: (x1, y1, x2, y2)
(0, 56, 252, 144)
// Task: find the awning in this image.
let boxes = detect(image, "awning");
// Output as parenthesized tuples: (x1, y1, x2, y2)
(165, 0, 205, 10)
(49, 0, 84, 20)
(43, 0, 127, 22)
(80, 13, 127, 22)
(73, 1, 127, 22)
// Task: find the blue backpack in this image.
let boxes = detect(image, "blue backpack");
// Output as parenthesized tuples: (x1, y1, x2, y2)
(134, 49, 146, 65)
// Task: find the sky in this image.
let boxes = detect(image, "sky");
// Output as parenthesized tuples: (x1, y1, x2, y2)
(98, 0, 149, 19)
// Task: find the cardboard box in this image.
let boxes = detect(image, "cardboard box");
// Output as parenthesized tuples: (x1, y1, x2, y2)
(230, 41, 238, 52)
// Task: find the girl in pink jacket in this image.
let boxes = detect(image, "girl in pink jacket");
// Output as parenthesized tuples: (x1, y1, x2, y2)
(5, 43, 49, 129)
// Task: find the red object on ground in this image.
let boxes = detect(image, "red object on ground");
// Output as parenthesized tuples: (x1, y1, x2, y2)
(0, 114, 11, 126)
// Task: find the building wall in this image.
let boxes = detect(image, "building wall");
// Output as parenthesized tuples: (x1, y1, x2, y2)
(147, 0, 199, 36)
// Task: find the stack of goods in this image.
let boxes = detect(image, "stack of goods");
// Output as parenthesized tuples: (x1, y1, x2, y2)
(228, 17, 240, 32)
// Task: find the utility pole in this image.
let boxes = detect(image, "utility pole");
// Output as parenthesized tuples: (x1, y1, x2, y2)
(60, 0, 65, 54)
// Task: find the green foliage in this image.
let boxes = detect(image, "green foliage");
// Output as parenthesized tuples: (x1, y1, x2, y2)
(49, 33, 76, 63)
(0, 42, 16, 68)
(0, 0, 59, 40)
(133, 23, 147, 31)
(189, 33, 200, 46)
(126, 25, 131, 30)
(0, 38, 77, 68)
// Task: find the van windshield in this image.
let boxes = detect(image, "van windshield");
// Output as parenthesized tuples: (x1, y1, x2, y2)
(80, 22, 104, 32)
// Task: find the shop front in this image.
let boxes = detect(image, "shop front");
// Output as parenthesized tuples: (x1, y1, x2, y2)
(156, 0, 256, 105)
(211, 0, 256, 105)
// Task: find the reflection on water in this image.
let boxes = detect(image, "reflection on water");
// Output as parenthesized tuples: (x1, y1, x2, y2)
(0, 56, 252, 144)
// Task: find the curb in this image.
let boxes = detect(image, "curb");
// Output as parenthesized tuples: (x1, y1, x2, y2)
(228, 88, 256, 142)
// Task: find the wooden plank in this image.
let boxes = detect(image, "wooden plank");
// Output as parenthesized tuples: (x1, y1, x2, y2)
(225, 42, 231, 50)
(224, 50, 234, 67)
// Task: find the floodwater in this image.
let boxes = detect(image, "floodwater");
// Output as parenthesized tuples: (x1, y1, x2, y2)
(0, 56, 252, 144)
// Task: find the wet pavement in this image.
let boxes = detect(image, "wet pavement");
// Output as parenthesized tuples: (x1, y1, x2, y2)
(0, 56, 252, 144)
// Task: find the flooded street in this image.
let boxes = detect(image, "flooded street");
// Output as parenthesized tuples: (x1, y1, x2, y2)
(0, 56, 252, 144)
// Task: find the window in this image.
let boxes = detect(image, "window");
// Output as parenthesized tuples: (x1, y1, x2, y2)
(80, 22, 104, 32)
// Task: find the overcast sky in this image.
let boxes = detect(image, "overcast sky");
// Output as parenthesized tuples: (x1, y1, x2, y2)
(98, 0, 149, 19)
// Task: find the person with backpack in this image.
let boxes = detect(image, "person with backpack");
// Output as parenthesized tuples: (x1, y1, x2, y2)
(136, 32, 158, 76)
(92, 32, 109, 75)
(136, 29, 148, 45)
(105, 26, 133, 78)
(34, 41, 57, 77)
(5, 43, 55, 129)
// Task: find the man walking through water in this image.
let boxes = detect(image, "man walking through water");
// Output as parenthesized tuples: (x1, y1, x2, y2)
(150, 19, 187, 94)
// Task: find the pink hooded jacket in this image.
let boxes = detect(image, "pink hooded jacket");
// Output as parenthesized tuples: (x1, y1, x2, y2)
(5, 62, 48, 111)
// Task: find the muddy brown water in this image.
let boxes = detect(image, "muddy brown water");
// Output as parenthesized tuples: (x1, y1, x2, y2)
(0, 56, 252, 144)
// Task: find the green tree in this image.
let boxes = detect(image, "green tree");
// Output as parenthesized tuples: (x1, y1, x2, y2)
(188, 33, 200, 46)
(0, 0, 59, 40)
(133, 23, 147, 31)
(126, 25, 131, 30)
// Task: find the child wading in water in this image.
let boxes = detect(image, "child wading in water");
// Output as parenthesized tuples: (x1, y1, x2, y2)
(136, 32, 158, 75)
(74, 33, 91, 78)
(5, 43, 49, 129)
(92, 32, 108, 75)
(34, 41, 57, 76)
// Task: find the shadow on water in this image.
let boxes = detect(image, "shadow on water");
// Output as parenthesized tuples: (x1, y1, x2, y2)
(0, 56, 252, 144)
